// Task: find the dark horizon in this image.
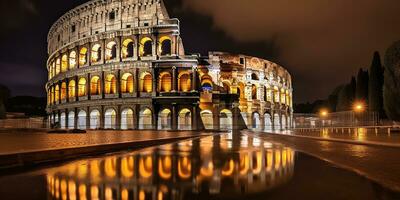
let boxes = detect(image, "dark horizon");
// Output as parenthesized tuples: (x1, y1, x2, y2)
(0, 0, 399, 103)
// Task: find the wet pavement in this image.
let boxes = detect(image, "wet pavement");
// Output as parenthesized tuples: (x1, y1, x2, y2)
(267, 128, 400, 145)
(0, 132, 399, 200)
(0, 130, 208, 155)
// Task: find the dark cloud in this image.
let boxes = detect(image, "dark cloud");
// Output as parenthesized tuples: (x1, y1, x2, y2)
(181, 0, 400, 102)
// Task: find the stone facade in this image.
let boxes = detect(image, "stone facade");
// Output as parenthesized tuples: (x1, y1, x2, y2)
(46, 0, 293, 131)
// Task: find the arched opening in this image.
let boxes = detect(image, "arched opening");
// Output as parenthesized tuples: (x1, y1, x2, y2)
(159, 72, 172, 92)
(50, 87, 54, 104)
(281, 115, 287, 130)
(104, 109, 117, 129)
(60, 82, 67, 100)
(68, 80, 76, 100)
(54, 85, 60, 102)
(222, 82, 230, 93)
(201, 75, 213, 92)
(91, 44, 102, 63)
(220, 109, 233, 130)
(274, 113, 281, 130)
(69, 51, 77, 69)
(158, 109, 171, 130)
(55, 58, 61, 75)
(200, 110, 213, 130)
(274, 87, 279, 103)
(178, 109, 192, 130)
(121, 73, 134, 93)
(264, 113, 272, 131)
(90, 110, 101, 129)
(281, 88, 286, 104)
(252, 112, 261, 130)
(159, 36, 172, 55)
(90, 76, 101, 95)
(60, 112, 66, 129)
(122, 39, 134, 58)
(68, 111, 75, 129)
(121, 108, 134, 130)
(61, 55, 68, 72)
(140, 72, 153, 93)
(78, 110, 87, 130)
(139, 108, 152, 129)
(106, 41, 117, 60)
(238, 82, 245, 99)
(252, 84, 257, 100)
(140, 37, 153, 57)
(251, 73, 259, 81)
(78, 78, 87, 97)
(79, 47, 88, 66)
(178, 72, 191, 92)
(105, 74, 117, 94)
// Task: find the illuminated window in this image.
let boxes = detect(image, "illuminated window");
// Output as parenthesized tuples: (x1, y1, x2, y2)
(79, 47, 88, 66)
(69, 51, 77, 69)
(140, 37, 152, 57)
(68, 80, 76, 99)
(61, 82, 67, 100)
(105, 74, 116, 94)
(55, 85, 60, 102)
(159, 72, 172, 92)
(105, 41, 117, 60)
(266, 87, 272, 102)
(274, 87, 279, 103)
(122, 39, 134, 58)
(141, 73, 153, 93)
(280, 89, 286, 104)
(159, 36, 172, 55)
(91, 44, 102, 63)
(90, 76, 101, 95)
(51, 87, 55, 103)
(78, 78, 87, 97)
(121, 73, 134, 93)
(178, 73, 191, 92)
(55, 58, 61, 75)
(61, 55, 68, 72)
(251, 73, 259, 81)
(251, 84, 257, 99)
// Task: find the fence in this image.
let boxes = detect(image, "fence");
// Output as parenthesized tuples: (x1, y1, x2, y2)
(294, 111, 379, 128)
(0, 117, 47, 129)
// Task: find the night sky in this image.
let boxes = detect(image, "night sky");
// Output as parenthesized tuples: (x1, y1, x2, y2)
(1, 0, 400, 103)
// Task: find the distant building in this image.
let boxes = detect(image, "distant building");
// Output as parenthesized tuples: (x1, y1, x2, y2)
(46, 0, 293, 131)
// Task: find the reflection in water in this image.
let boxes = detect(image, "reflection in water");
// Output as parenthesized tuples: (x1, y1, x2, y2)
(46, 134, 295, 200)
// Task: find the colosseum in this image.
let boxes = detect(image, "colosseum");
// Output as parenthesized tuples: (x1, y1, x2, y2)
(46, 0, 293, 131)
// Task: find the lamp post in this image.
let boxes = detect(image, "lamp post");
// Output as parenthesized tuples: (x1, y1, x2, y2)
(319, 109, 329, 128)
(353, 101, 366, 126)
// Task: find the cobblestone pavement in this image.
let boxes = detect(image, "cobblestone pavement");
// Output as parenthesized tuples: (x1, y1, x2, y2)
(0, 130, 209, 155)
(249, 131, 400, 192)
(266, 128, 400, 145)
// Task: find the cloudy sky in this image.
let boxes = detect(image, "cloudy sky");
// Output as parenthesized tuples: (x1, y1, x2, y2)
(0, 0, 399, 103)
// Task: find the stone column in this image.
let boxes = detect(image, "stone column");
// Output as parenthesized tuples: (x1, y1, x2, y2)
(86, 107, 91, 130)
(101, 39, 106, 64)
(65, 108, 69, 129)
(116, 105, 121, 130)
(87, 73, 91, 100)
(172, 66, 177, 92)
(74, 107, 78, 129)
(135, 34, 140, 60)
(100, 105, 105, 129)
(87, 43, 92, 67)
(101, 71, 106, 99)
(171, 104, 178, 130)
(66, 78, 69, 103)
(192, 67, 197, 92)
(75, 76, 79, 101)
(135, 68, 139, 97)
(192, 104, 198, 130)
(135, 104, 140, 130)
(117, 70, 122, 98)
(213, 105, 220, 130)
(152, 67, 157, 96)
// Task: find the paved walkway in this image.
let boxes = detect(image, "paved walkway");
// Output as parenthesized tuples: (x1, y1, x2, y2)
(264, 128, 400, 146)
(0, 130, 209, 155)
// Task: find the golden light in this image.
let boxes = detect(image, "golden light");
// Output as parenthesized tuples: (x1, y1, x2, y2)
(319, 109, 328, 117)
(353, 102, 365, 113)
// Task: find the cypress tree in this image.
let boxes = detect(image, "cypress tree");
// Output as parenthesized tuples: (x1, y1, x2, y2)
(356, 68, 369, 101)
(336, 83, 352, 111)
(383, 41, 400, 121)
(368, 52, 384, 116)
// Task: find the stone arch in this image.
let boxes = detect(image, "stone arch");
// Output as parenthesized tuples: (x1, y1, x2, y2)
(200, 75, 213, 92)
(55, 58, 61, 75)
(140, 37, 153, 56)
(90, 110, 101, 129)
(220, 109, 233, 130)
(54, 85, 60, 102)
(158, 108, 172, 130)
(105, 41, 117, 60)
(91, 44, 102, 63)
(68, 111, 75, 129)
(140, 72, 153, 93)
(178, 71, 192, 92)
(252, 73, 259, 81)
(273, 86, 279, 103)
(178, 108, 192, 130)
(121, 108, 134, 130)
(90, 76, 101, 95)
(60, 112, 66, 129)
(281, 114, 287, 130)
(222, 81, 230, 94)
(69, 51, 77, 69)
(79, 47, 88, 66)
(200, 110, 213, 130)
(159, 72, 172, 92)
(264, 112, 272, 131)
(252, 112, 261, 130)
(104, 108, 117, 129)
(252, 84, 257, 100)
(122, 38, 134, 58)
(159, 36, 172, 56)
(78, 110, 87, 130)
(60, 82, 67, 100)
(105, 74, 117, 94)
(139, 108, 153, 130)
(238, 82, 245, 99)
(61, 54, 68, 72)
(78, 78, 87, 97)
(121, 73, 134, 94)
(273, 113, 281, 130)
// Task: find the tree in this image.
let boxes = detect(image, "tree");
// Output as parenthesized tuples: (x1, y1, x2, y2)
(368, 52, 384, 117)
(336, 84, 352, 111)
(383, 41, 400, 121)
(356, 68, 369, 101)
(0, 85, 10, 119)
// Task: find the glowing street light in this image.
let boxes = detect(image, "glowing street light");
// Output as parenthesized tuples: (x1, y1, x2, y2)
(319, 109, 328, 117)
(353, 102, 365, 113)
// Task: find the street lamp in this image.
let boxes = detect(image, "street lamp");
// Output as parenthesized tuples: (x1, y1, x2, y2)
(353, 102, 365, 113)
(319, 109, 328, 117)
